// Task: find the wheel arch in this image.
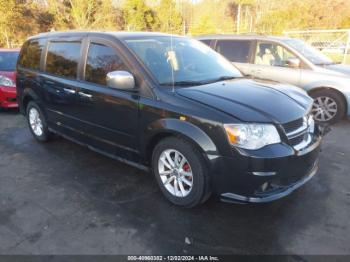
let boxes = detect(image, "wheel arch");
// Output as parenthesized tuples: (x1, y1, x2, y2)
(143, 118, 219, 165)
(308, 86, 348, 115)
(21, 88, 41, 115)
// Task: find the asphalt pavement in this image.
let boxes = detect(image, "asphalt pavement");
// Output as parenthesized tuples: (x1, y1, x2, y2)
(0, 109, 349, 255)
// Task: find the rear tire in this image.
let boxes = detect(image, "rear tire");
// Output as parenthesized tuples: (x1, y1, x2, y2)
(26, 101, 52, 142)
(152, 137, 211, 208)
(310, 89, 346, 124)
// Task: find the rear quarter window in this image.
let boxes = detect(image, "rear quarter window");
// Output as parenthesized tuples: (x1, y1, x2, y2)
(18, 39, 46, 70)
(215, 40, 252, 63)
(45, 42, 81, 79)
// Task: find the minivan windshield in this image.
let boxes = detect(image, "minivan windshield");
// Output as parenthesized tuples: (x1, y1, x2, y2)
(282, 38, 334, 65)
(0, 52, 19, 71)
(125, 36, 243, 86)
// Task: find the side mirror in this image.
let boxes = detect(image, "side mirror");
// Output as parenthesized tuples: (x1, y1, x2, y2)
(286, 58, 301, 68)
(106, 71, 135, 90)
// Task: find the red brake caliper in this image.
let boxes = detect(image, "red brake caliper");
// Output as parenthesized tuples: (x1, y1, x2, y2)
(183, 163, 192, 181)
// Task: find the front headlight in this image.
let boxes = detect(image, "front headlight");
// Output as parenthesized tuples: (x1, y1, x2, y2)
(224, 123, 281, 150)
(0, 75, 15, 87)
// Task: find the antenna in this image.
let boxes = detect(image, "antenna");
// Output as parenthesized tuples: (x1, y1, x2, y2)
(170, 1, 175, 93)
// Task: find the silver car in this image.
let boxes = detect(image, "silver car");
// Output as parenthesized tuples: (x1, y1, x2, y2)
(197, 35, 350, 124)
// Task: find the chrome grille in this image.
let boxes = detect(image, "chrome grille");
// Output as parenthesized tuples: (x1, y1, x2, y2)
(283, 116, 313, 150)
(282, 118, 304, 134)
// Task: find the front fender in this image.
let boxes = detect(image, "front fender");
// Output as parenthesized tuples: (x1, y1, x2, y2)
(144, 118, 219, 158)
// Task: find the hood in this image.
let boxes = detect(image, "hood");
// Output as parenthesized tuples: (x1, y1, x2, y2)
(322, 64, 350, 76)
(176, 78, 313, 124)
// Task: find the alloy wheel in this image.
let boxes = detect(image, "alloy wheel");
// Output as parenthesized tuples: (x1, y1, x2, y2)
(158, 149, 193, 198)
(311, 96, 338, 122)
(29, 107, 43, 136)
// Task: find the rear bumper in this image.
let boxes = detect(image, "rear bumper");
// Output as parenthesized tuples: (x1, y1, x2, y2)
(0, 86, 18, 108)
(209, 133, 322, 204)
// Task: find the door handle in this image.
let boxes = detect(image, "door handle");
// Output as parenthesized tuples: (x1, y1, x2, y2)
(78, 91, 92, 98)
(63, 88, 76, 94)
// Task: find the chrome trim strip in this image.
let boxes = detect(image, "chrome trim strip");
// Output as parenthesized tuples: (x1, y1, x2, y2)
(252, 171, 277, 177)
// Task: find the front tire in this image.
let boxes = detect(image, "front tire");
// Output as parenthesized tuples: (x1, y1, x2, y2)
(26, 101, 52, 142)
(310, 89, 346, 124)
(152, 137, 211, 208)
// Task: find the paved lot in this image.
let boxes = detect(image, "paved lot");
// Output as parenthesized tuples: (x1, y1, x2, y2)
(0, 109, 349, 255)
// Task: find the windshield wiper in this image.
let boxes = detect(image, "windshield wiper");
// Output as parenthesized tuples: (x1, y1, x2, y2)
(159, 76, 238, 87)
(202, 76, 238, 84)
(159, 81, 205, 87)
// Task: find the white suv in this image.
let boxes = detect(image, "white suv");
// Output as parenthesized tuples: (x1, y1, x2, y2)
(198, 35, 350, 124)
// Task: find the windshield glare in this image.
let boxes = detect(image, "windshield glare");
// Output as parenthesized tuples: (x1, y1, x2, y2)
(0, 52, 19, 71)
(283, 39, 333, 65)
(125, 36, 243, 86)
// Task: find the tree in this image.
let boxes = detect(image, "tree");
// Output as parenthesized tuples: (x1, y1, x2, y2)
(0, 0, 21, 47)
(47, 0, 122, 31)
(155, 0, 183, 34)
(189, 13, 216, 36)
(122, 0, 157, 31)
(226, 0, 256, 33)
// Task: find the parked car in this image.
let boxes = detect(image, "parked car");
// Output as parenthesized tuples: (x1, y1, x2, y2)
(17, 32, 323, 207)
(0, 48, 20, 108)
(197, 35, 350, 124)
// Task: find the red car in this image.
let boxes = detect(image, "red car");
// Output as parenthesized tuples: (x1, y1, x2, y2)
(0, 48, 20, 108)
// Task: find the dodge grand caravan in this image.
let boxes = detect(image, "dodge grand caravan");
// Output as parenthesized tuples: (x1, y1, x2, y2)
(17, 32, 323, 207)
(198, 35, 350, 124)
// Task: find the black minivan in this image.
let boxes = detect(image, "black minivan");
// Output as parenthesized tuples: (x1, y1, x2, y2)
(17, 31, 323, 207)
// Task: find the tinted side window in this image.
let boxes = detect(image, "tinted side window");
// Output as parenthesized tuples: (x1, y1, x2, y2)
(85, 43, 127, 85)
(215, 40, 251, 63)
(46, 42, 81, 79)
(18, 39, 45, 70)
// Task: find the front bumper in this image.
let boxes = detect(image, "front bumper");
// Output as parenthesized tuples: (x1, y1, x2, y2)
(0, 86, 18, 108)
(210, 133, 322, 204)
(221, 160, 318, 203)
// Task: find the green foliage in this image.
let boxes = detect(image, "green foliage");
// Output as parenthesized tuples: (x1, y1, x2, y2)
(122, 0, 157, 31)
(0, 0, 350, 47)
(48, 0, 121, 30)
(189, 14, 216, 36)
(155, 0, 183, 34)
(0, 0, 19, 47)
